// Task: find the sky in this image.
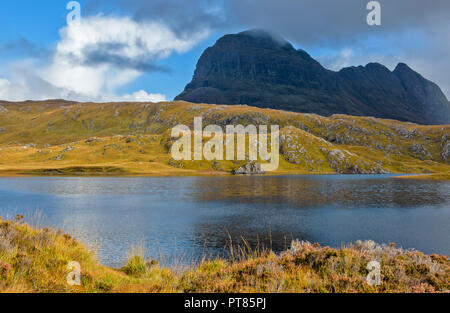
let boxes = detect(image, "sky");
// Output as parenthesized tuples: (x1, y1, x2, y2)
(0, 0, 449, 102)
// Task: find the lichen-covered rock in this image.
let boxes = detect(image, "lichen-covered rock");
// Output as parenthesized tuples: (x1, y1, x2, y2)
(442, 141, 450, 162)
(325, 149, 390, 174)
(326, 149, 353, 173)
(0, 105, 8, 114)
(62, 146, 74, 153)
(232, 162, 265, 175)
(409, 143, 431, 160)
(168, 158, 184, 169)
(85, 137, 99, 144)
(279, 126, 332, 171)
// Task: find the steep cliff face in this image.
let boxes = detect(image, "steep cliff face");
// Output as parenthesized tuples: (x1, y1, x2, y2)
(176, 30, 450, 125)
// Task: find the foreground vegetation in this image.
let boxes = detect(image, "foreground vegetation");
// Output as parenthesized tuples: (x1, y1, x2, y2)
(0, 100, 449, 178)
(1, 216, 448, 293)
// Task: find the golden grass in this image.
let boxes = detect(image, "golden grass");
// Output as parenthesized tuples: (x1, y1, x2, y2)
(394, 171, 450, 181)
(1, 217, 449, 293)
(0, 100, 449, 177)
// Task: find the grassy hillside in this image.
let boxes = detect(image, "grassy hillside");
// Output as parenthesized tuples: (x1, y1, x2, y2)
(1, 217, 448, 293)
(0, 100, 449, 177)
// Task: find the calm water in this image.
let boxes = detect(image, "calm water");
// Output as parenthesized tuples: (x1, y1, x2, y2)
(0, 175, 449, 267)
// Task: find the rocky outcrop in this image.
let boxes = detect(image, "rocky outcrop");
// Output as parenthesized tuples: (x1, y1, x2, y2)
(409, 143, 432, 160)
(279, 126, 331, 170)
(323, 148, 390, 174)
(0, 100, 448, 176)
(278, 126, 392, 174)
(232, 162, 265, 175)
(176, 30, 450, 125)
(442, 141, 450, 162)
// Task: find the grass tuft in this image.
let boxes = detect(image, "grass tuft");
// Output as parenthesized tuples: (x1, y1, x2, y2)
(1, 218, 449, 293)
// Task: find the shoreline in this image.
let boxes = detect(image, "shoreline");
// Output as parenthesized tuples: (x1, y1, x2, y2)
(1, 217, 448, 293)
(0, 169, 443, 179)
(392, 172, 450, 181)
(0, 101, 449, 182)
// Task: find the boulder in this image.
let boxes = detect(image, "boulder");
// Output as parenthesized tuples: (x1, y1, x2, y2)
(232, 162, 265, 175)
(442, 141, 450, 162)
(409, 143, 432, 159)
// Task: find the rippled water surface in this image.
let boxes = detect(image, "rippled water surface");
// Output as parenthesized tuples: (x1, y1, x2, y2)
(0, 175, 449, 267)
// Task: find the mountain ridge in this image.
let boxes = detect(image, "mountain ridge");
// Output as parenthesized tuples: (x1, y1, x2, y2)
(176, 30, 450, 125)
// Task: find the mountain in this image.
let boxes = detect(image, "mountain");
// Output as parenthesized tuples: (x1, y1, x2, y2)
(175, 30, 450, 125)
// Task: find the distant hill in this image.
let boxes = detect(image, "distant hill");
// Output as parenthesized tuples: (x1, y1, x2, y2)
(176, 30, 450, 125)
(0, 100, 449, 176)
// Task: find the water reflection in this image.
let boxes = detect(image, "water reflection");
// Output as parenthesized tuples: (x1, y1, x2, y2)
(0, 175, 448, 267)
(191, 175, 449, 207)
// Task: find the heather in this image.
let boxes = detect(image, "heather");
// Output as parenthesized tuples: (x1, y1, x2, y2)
(1, 216, 448, 293)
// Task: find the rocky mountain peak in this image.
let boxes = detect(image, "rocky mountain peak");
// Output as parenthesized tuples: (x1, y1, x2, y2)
(176, 30, 450, 125)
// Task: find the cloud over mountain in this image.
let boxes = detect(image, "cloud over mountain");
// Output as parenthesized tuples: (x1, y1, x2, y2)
(1, 0, 450, 102)
(94, 0, 450, 98)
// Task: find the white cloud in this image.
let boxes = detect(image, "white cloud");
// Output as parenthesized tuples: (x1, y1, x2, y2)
(325, 48, 355, 71)
(318, 48, 398, 72)
(108, 90, 167, 102)
(314, 30, 450, 99)
(0, 66, 82, 102)
(317, 48, 450, 99)
(0, 15, 209, 102)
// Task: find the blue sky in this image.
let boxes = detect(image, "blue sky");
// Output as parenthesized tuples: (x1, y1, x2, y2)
(0, 0, 449, 102)
(0, 0, 226, 101)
